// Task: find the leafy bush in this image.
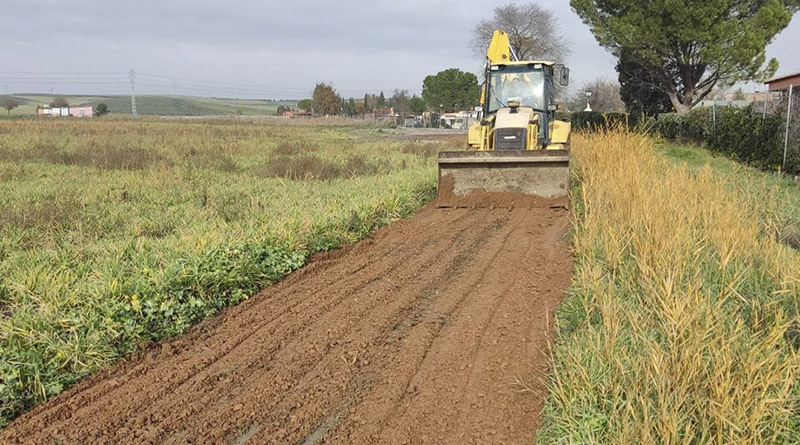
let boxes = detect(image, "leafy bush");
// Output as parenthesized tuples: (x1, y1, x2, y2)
(570, 111, 604, 130)
(570, 111, 649, 131)
(95, 103, 109, 117)
(655, 106, 792, 173)
(554, 110, 572, 121)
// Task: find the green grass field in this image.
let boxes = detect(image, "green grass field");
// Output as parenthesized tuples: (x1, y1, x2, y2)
(1, 94, 295, 116)
(0, 117, 449, 426)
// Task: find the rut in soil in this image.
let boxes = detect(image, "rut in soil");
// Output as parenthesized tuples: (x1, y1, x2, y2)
(0, 204, 572, 445)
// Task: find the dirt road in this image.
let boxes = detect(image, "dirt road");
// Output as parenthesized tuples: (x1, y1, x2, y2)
(1, 204, 572, 444)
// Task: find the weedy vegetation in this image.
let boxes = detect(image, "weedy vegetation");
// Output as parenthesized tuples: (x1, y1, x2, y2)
(539, 130, 800, 443)
(0, 118, 451, 426)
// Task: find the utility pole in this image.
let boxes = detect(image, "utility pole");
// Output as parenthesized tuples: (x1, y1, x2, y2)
(129, 68, 137, 117)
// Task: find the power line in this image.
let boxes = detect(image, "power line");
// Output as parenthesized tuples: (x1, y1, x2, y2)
(137, 72, 310, 91)
(0, 71, 128, 75)
(137, 73, 422, 96)
(0, 81, 129, 85)
(0, 77, 126, 81)
(0, 70, 423, 99)
(136, 79, 315, 97)
(137, 75, 312, 94)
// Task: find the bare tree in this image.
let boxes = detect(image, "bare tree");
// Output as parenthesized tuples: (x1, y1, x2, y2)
(564, 78, 625, 113)
(471, 3, 571, 63)
(389, 89, 410, 115)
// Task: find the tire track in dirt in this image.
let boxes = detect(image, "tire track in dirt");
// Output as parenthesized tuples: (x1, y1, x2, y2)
(126, 210, 487, 439)
(154, 210, 506, 444)
(249, 211, 517, 444)
(359, 210, 531, 441)
(0, 203, 572, 445)
(14, 209, 479, 443)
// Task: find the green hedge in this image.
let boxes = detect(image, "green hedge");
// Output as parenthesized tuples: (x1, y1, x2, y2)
(554, 110, 572, 121)
(655, 106, 794, 173)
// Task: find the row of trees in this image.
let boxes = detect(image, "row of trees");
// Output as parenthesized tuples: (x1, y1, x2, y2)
(300, 0, 799, 118)
(302, 69, 480, 117)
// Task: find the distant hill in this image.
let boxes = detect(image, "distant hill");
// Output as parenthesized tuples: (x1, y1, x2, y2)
(0, 94, 296, 117)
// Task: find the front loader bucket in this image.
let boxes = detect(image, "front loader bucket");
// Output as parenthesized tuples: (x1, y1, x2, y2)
(436, 150, 570, 208)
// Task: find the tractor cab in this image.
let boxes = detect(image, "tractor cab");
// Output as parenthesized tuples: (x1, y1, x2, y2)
(469, 61, 570, 150)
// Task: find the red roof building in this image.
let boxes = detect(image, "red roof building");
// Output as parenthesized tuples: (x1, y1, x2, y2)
(280, 110, 311, 117)
(766, 72, 800, 91)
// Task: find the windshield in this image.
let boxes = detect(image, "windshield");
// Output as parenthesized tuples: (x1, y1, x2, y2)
(487, 66, 545, 112)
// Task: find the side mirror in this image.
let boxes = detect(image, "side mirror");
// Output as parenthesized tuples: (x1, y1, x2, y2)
(559, 67, 570, 86)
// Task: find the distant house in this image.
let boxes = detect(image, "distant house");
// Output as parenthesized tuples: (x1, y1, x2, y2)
(69, 106, 93, 118)
(37, 105, 94, 118)
(279, 109, 311, 117)
(372, 107, 395, 120)
(439, 110, 479, 129)
(765, 72, 800, 91)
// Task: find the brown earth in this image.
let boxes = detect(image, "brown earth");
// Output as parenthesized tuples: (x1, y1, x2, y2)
(1, 203, 572, 445)
(436, 174, 569, 210)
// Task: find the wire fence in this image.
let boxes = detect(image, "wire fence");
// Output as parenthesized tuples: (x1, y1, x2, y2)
(771, 86, 800, 173)
(651, 86, 800, 175)
(697, 87, 800, 174)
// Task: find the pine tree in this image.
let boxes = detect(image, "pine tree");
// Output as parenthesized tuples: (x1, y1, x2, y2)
(572, 0, 799, 112)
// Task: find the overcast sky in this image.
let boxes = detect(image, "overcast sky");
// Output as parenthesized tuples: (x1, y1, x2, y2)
(2, 1, 799, 99)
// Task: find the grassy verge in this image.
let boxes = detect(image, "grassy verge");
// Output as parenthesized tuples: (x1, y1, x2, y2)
(660, 142, 800, 250)
(0, 118, 447, 426)
(538, 131, 800, 443)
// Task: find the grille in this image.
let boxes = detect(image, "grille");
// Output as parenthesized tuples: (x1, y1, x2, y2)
(495, 128, 527, 150)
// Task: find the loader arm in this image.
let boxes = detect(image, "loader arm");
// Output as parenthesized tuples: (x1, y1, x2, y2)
(435, 29, 571, 208)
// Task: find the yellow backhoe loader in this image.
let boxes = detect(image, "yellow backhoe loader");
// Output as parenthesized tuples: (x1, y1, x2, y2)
(436, 30, 572, 208)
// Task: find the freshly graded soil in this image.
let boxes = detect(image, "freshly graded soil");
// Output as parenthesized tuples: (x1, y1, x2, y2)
(1, 203, 572, 445)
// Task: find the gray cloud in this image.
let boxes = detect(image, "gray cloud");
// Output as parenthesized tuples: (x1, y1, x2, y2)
(2, 1, 797, 99)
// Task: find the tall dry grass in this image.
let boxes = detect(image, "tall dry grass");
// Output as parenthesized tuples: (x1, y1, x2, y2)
(539, 130, 800, 443)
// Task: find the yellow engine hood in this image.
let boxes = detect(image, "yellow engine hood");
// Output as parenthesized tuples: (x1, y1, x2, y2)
(494, 107, 535, 129)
